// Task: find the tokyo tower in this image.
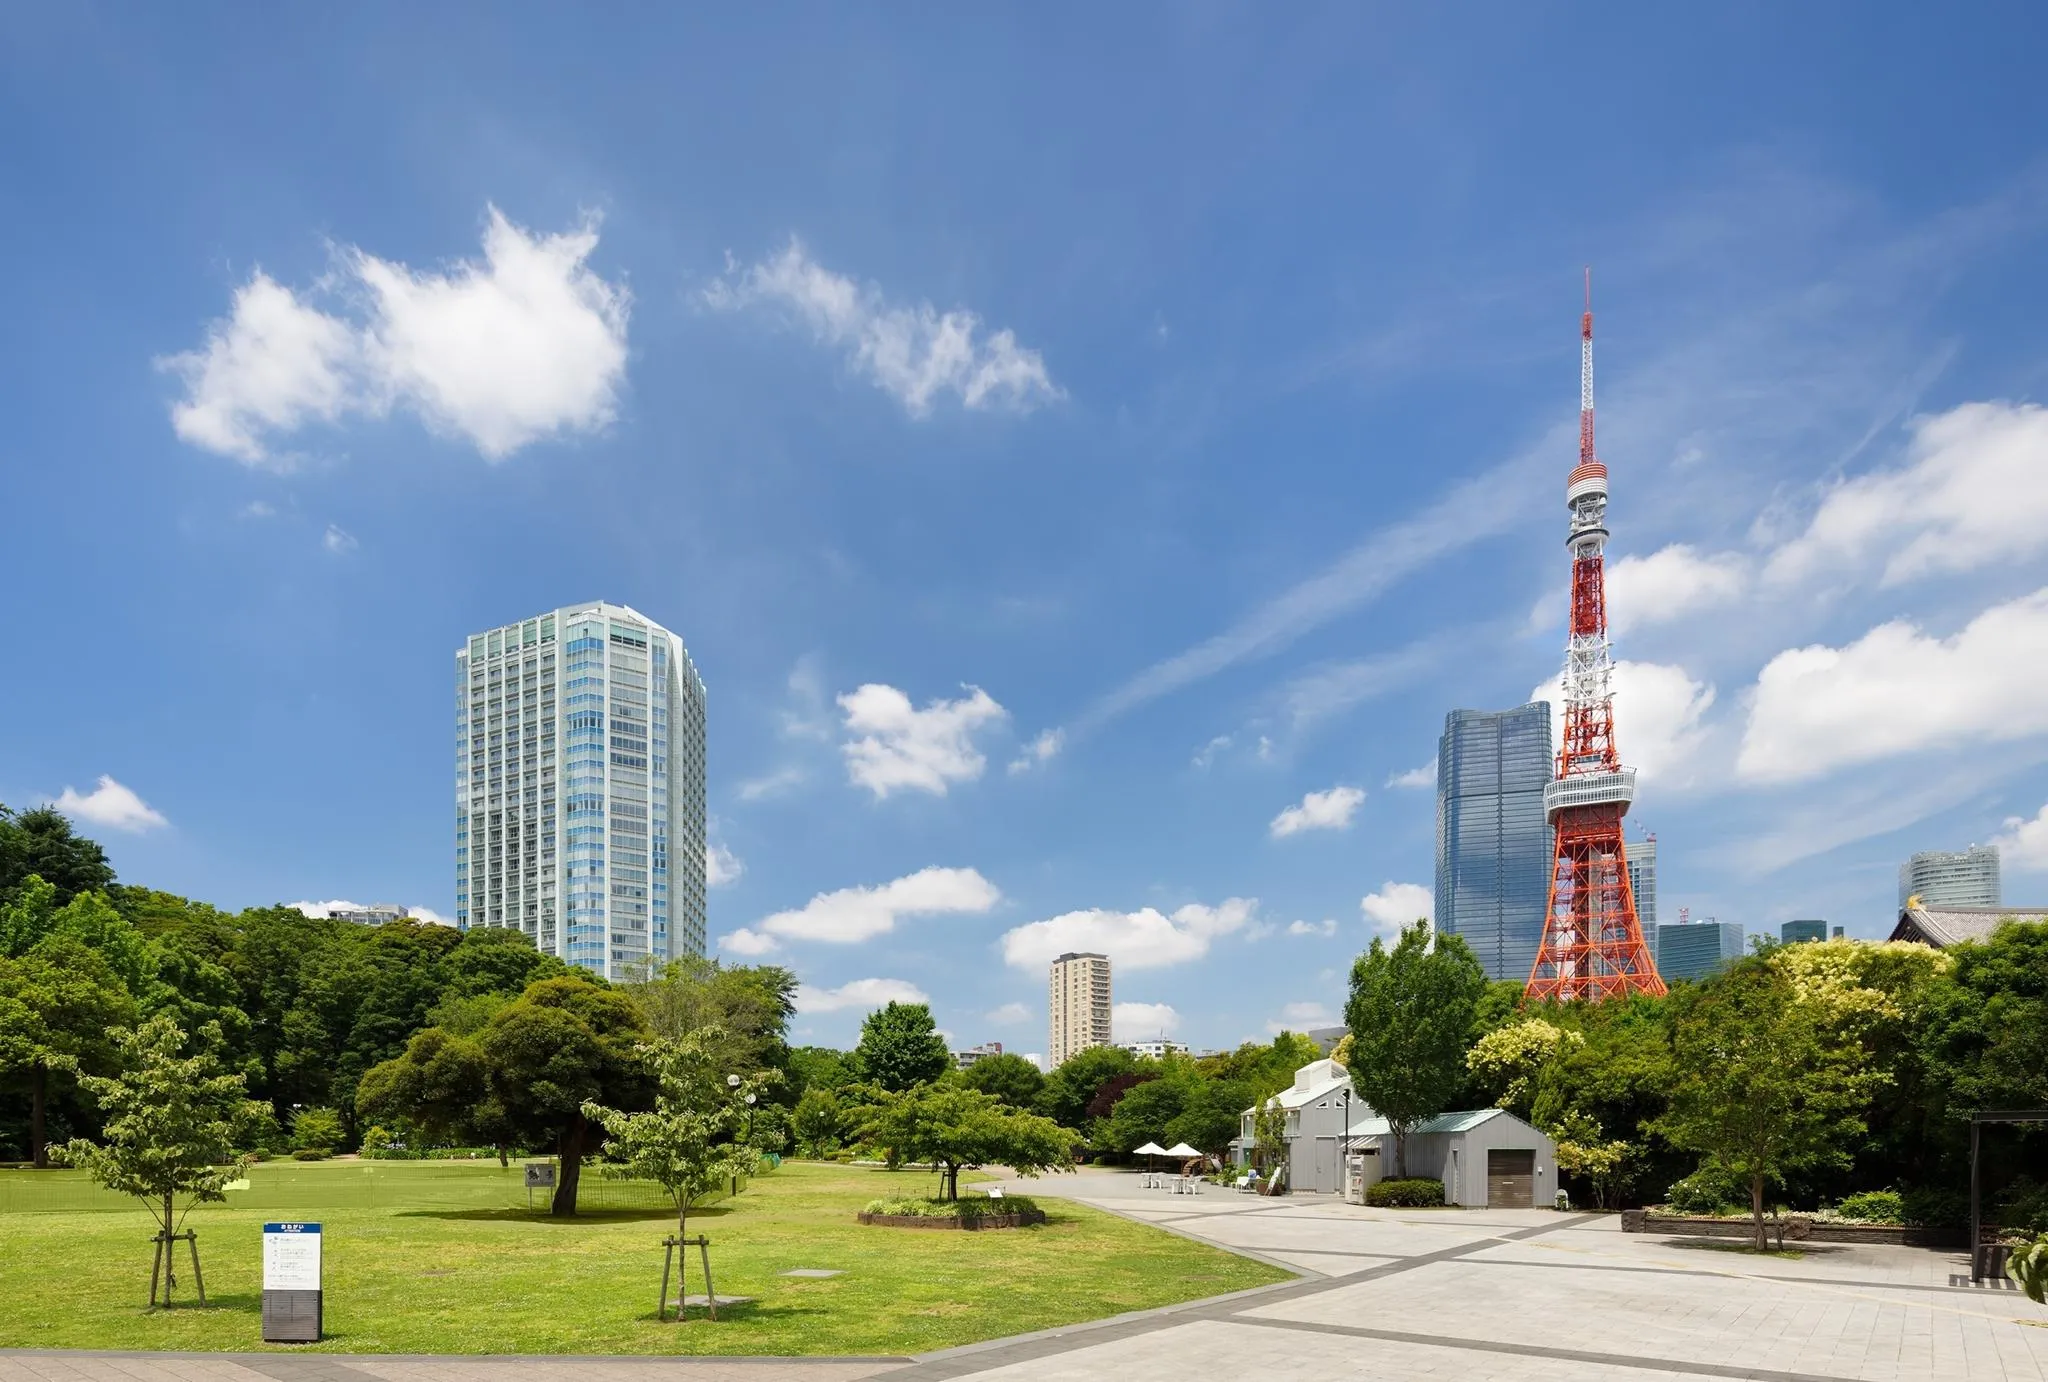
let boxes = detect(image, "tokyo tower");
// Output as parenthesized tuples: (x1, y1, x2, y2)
(1525, 274, 1666, 1002)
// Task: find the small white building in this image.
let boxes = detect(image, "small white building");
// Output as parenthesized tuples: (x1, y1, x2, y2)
(1350, 1108, 1558, 1209)
(1120, 1038, 1190, 1060)
(1232, 1060, 1560, 1205)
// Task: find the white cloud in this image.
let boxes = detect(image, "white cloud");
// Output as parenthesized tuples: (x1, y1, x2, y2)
(727, 866, 1001, 954)
(1287, 919, 1339, 938)
(1606, 544, 1747, 636)
(162, 272, 359, 465)
(1269, 785, 1365, 838)
(736, 767, 805, 801)
(1112, 1002, 1181, 1040)
(162, 206, 629, 464)
(1531, 660, 1716, 786)
(1767, 401, 2048, 588)
(705, 842, 744, 888)
(780, 656, 834, 741)
(1001, 898, 1256, 972)
(1271, 1001, 1336, 1032)
(839, 683, 1007, 798)
(986, 1002, 1031, 1026)
(794, 978, 930, 1014)
(1360, 882, 1432, 938)
(53, 776, 168, 833)
(704, 239, 1061, 417)
(1738, 587, 2048, 784)
(322, 524, 357, 554)
(1007, 728, 1064, 775)
(1994, 804, 2048, 872)
(238, 500, 277, 520)
(290, 899, 365, 919)
(408, 906, 453, 927)
(1192, 735, 1233, 770)
(1386, 764, 1434, 789)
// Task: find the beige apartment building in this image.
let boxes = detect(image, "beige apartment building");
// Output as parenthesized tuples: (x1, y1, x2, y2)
(1048, 951, 1112, 1068)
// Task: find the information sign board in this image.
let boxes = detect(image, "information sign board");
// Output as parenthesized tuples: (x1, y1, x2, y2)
(525, 1163, 556, 1189)
(261, 1222, 323, 1342)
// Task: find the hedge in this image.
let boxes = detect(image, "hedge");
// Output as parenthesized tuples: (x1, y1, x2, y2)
(1366, 1177, 1445, 1207)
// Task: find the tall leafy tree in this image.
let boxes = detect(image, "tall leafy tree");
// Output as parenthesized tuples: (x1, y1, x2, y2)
(957, 1051, 1046, 1109)
(853, 1084, 1078, 1200)
(850, 1001, 950, 1091)
(622, 956, 797, 1092)
(0, 937, 137, 1164)
(788, 1045, 853, 1094)
(582, 1026, 771, 1248)
(1037, 1044, 1139, 1129)
(791, 1086, 842, 1156)
(481, 976, 654, 1213)
(0, 806, 115, 907)
(1344, 920, 1488, 1175)
(55, 1017, 255, 1304)
(1654, 959, 1884, 1249)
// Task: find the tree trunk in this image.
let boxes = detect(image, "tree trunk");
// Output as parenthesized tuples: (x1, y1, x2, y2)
(497, 1143, 509, 1168)
(552, 1117, 586, 1216)
(30, 1061, 47, 1168)
(1394, 1130, 1408, 1179)
(945, 1163, 958, 1202)
(1750, 1172, 1767, 1252)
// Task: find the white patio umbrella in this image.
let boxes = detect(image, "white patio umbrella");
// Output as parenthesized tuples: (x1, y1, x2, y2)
(1163, 1142, 1203, 1171)
(1133, 1141, 1168, 1177)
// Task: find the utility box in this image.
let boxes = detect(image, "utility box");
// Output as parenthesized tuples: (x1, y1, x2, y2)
(1344, 1149, 1379, 1205)
(261, 1222, 322, 1342)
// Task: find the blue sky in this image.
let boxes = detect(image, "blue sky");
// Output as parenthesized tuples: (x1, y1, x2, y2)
(7, 4, 2048, 1056)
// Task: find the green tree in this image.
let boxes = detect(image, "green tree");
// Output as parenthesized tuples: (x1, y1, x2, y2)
(0, 937, 137, 1165)
(957, 1051, 1045, 1109)
(480, 976, 654, 1214)
(0, 806, 115, 908)
(1467, 1018, 1583, 1119)
(290, 1106, 344, 1155)
(1548, 1110, 1636, 1209)
(1344, 920, 1488, 1175)
(1654, 960, 1884, 1250)
(853, 1084, 1078, 1200)
(0, 874, 59, 957)
(437, 925, 572, 1000)
(1038, 1044, 1139, 1128)
(1103, 1075, 1189, 1154)
(788, 1045, 853, 1094)
(55, 1017, 255, 1304)
(1165, 1077, 1251, 1157)
(582, 1027, 771, 1252)
(850, 1001, 950, 1091)
(791, 1086, 842, 1156)
(45, 890, 161, 1005)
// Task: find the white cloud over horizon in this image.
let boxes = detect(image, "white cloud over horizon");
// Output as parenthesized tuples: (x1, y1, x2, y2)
(1360, 882, 1431, 938)
(1112, 1001, 1181, 1039)
(1269, 1000, 1337, 1034)
(1287, 918, 1339, 937)
(720, 865, 1000, 955)
(1738, 587, 2048, 784)
(706, 842, 744, 887)
(704, 239, 1061, 417)
(163, 206, 629, 464)
(986, 1002, 1031, 1026)
(1386, 764, 1434, 789)
(839, 683, 1008, 798)
(54, 775, 168, 833)
(794, 977, 930, 1014)
(1269, 785, 1365, 838)
(1994, 803, 2048, 871)
(1001, 898, 1257, 972)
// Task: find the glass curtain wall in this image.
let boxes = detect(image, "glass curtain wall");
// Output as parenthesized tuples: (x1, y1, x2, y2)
(1434, 703, 1554, 982)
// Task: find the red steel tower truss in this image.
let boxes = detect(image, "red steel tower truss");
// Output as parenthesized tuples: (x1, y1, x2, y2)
(1525, 274, 1667, 1002)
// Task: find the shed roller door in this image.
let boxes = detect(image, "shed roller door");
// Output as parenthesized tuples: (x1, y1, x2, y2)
(1487, 1149, 1534, 1208)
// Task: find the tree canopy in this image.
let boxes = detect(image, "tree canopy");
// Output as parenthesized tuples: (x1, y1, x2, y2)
(851, 1001, 950, 1091)
(852, 1084, 1078, 1200)
(1344, 920, 1488, 1175)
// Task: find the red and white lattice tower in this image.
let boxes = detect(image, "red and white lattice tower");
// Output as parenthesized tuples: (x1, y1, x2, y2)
(1525, 273, 1667, 1002)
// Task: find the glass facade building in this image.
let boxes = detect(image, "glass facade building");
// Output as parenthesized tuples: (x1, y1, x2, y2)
(1657, 919, 1745, 982)
(1626, 834, 1658, 961)
(1781, 919, 1828, 945)
(1435, 703, 1554, 982)
(1898, 845, 2000, 911)
(456, 602, 707, 980)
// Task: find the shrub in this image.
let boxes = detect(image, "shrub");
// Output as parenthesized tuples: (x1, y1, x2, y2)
(862, 1194, 1041, 1220)
(1998, 1178, 2048, 1236)
(1835, 1189, 1905, 1224)
(290, 1106, 344, 1156)
(291, 1149, 328, 1161)
(1901, 1183, 1968, 1230)
(1665, 1167, 1747, 1216)
(1366, 1177, 1445, 1208)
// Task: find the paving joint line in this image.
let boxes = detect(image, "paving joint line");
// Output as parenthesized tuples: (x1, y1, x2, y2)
(1226, 1315, 1865, 1382)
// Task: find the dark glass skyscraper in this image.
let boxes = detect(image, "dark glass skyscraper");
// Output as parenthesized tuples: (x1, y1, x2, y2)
(1435, 703, 1554, 982)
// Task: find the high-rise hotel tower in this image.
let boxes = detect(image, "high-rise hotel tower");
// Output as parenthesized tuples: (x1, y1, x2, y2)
(456, 602, 707, 978)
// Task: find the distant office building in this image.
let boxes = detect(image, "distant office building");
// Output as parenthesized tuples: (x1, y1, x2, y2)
(1305, 1025, 1349, 1056)
(1048, 952, 1112, 1068)
(1781, 919, 1828, 945)
(1435, 703, 1554, 982)
(331, 903, 410, 927)
(1627, 834, 1658, 960)
(457, 602, 708, 981)
(1657, 918, 1745, 982)
(954, 1042, 1004, 1070)
(1898, 845, 2000, 911)
(1120, 1039, 1190, 1060)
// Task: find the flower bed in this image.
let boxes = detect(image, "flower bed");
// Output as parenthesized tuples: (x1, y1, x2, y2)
(1620, 1209, 1961, 1247)
(858, 1195, 1046, 1230)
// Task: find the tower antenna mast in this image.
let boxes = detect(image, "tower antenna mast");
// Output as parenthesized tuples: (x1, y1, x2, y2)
(1526, 270, 1666, 1002)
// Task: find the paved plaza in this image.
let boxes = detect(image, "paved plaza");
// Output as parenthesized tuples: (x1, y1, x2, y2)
(8, 1169, 2046, 1382)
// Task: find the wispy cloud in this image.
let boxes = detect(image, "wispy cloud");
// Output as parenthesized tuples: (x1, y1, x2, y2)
(1269, 786, 1365, 838)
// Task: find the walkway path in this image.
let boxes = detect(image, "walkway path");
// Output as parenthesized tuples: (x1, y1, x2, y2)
(9, 1169, 2046, 1381)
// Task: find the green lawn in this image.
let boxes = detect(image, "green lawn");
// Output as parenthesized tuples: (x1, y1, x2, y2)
(0, 1160, 1288, 1355)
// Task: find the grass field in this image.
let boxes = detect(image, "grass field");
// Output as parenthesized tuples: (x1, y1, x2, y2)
(0, 1159, 1288, 1355)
